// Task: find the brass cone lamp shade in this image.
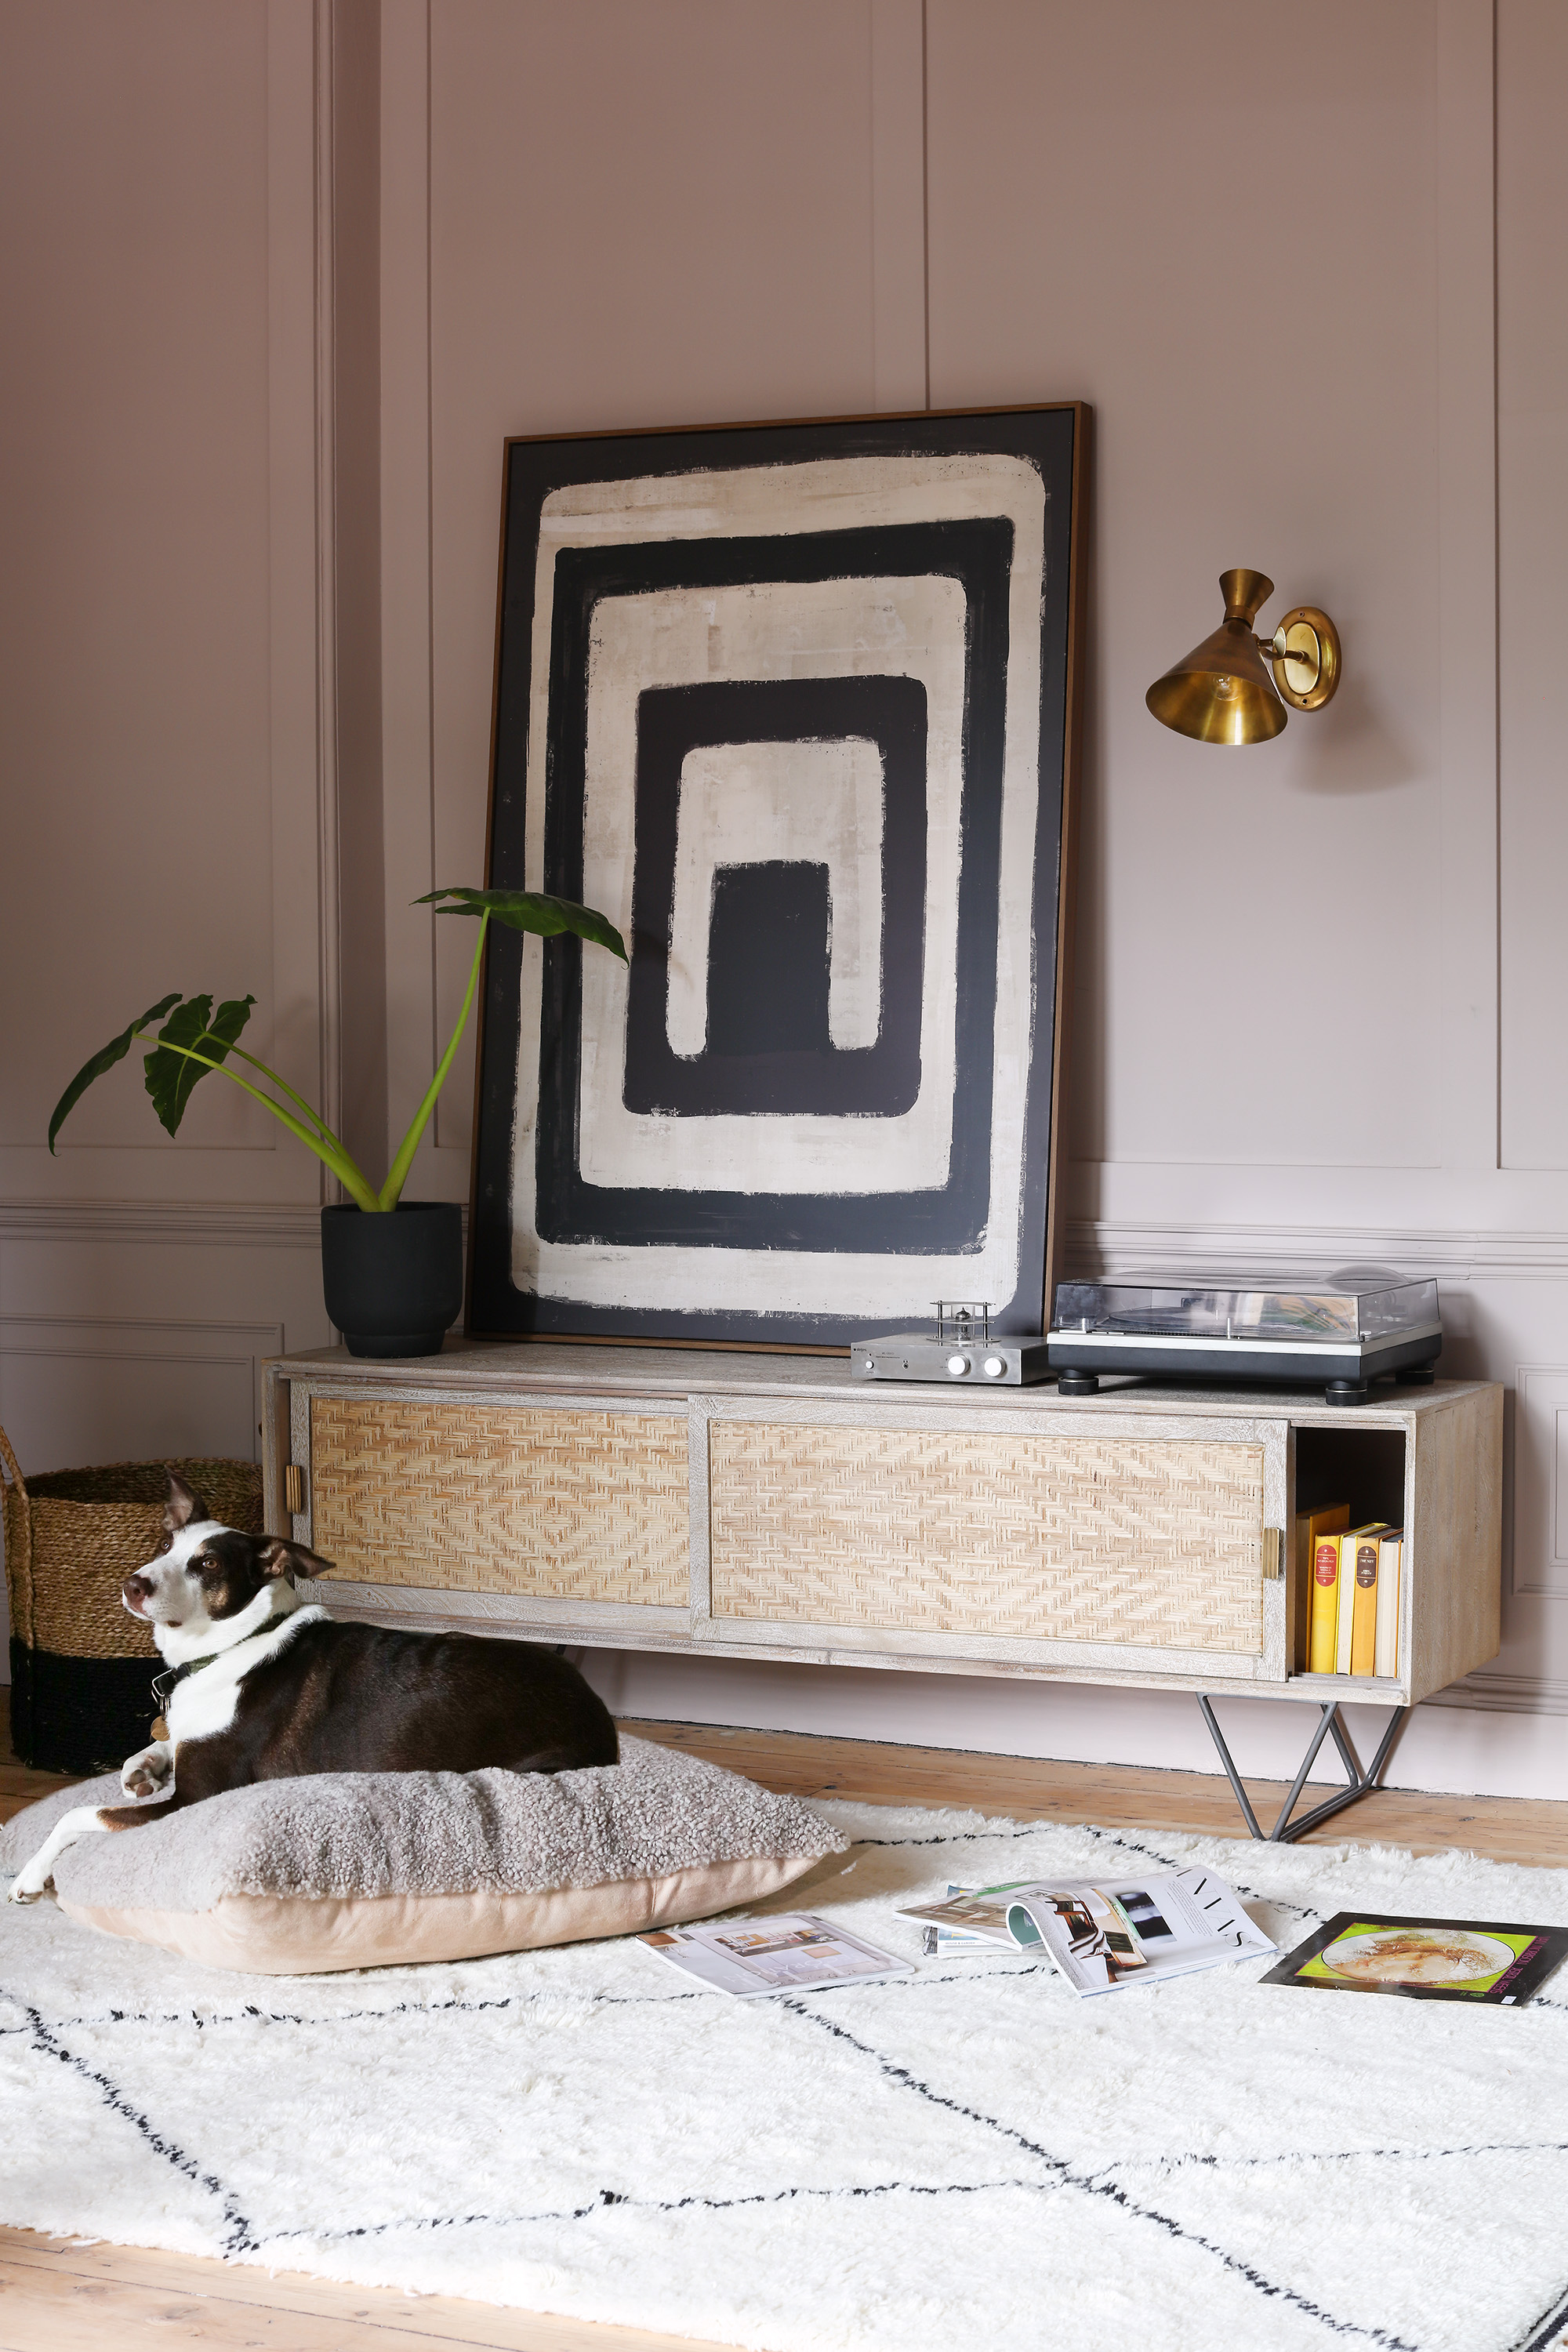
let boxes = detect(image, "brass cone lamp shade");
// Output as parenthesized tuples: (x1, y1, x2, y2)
(1145, 568, 1288, 746)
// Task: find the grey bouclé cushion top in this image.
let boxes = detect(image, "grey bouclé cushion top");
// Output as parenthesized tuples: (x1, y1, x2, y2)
(0, 1735, 848, 1916)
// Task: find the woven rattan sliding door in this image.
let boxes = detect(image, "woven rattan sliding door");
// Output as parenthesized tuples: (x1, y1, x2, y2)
(695, 1402, 1289, 1682)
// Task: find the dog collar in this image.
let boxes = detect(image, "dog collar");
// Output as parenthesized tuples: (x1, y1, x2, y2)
(147, 1599, 322, 1740)
(149, 1650, 224, 1744)
(150, 1651, 222, 1709)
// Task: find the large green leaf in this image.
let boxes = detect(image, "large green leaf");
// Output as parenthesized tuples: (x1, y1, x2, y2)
(49, 994, 182, 1152)
(416, 885, 627, 962)
(143, 993, 256, 1137)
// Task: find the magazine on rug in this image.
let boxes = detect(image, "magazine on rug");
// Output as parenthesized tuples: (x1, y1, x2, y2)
(1262, 1912, 1568, 2005)
(901, 1870, 1276, 1995)
(900, 1884, 1034, 1954)
(637, 1913, 911, 1998)
(898, 1884, 1030, 1951)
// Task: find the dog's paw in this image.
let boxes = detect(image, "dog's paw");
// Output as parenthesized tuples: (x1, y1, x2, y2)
(121, 1744, 172, 1799)
(8, 1872, 47, 1904)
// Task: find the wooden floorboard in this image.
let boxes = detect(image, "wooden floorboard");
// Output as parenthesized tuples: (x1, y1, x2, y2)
(0, 1755, 81, 1828)
(4, 1718, 1567, 2350)
(0, 2227, 728, 2352)
(625, 1718, 1568, 1867)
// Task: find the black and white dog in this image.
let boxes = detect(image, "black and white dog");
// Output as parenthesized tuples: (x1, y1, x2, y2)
(9, 1472, 618, 1902)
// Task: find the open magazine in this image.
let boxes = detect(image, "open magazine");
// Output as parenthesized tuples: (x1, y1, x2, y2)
(637, 1913, 910, 1998)
(900, 1870, 1275, 1997)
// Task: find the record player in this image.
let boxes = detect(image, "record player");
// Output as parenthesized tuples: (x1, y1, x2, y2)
(1046, 1275, 1442, 1406)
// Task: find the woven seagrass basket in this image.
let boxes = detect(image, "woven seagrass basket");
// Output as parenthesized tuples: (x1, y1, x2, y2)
(0, 1423, 263, 1773)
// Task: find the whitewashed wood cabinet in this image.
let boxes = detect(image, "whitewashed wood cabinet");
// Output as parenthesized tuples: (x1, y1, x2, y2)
(262, 1345, 1501, 1708)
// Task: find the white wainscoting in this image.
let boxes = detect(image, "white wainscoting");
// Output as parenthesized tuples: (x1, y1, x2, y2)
(0, 1203, 321, 1249)
(0, 1301, 310, 1679)
(0, 1200, 407, 1686)
(1514, 1366, 1568, 1599)
(0, 1315, 283, 1474)
(1062, 1218, 1568, 1287)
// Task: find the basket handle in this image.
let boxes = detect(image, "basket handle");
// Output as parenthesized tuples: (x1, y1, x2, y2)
(0, 1420, 26, 1500)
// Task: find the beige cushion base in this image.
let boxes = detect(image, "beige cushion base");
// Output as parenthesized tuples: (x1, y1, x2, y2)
(56, 1849, 824, 1976)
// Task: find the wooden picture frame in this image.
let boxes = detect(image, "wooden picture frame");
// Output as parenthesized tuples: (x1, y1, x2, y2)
(466, 401, 1089, 1352)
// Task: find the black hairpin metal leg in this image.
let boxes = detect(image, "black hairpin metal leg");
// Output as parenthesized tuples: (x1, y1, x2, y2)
(1196, 1694, 1410, 1843)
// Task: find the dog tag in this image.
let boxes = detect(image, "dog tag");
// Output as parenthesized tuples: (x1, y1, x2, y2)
(151, 1716, 168, 1741)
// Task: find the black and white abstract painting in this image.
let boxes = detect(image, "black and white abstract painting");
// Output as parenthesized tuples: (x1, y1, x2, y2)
(468, 405, 1087, 1348)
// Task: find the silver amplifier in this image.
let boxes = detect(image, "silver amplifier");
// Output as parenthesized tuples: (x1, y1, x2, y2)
(850, 1303, 1052, 1388)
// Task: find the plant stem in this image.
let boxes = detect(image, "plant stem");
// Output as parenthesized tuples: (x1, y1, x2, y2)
(222, 1042, 349, 1150)
(132, 1033, 382, 1211)
(376, 910, 490, 1210)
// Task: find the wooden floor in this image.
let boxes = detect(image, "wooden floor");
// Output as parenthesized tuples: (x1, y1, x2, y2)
(4, 1718, 1567, 2351)
(629, 1717, 1568, 1867)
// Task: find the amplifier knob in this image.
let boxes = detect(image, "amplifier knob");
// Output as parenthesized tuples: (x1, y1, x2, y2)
(983, 1355, 1006, 1377)
(862, 1357, 876, 1372)
(946, 1354, 970, 1375)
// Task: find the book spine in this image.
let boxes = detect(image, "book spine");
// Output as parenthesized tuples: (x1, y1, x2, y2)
(1308, 1537, 1341, 1674)
(1374, 1532, 1403, 1679)
(1349, 1532, 1380, 1674)
(1294, 1513, 1312, 1671)
(1334, 1533, 1359, 1674)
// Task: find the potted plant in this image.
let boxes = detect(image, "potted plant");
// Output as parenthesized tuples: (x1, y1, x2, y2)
(49, 886, 626, 1356)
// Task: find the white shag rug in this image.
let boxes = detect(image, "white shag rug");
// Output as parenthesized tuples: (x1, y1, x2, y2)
(5, 1799, 1568, 2352)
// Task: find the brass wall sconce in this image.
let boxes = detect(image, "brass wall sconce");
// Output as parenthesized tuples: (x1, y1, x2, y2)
(1145, 569, 1341, 746)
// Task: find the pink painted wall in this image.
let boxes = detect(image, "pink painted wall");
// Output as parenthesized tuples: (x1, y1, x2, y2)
(0, 0, 277, 1166)
(2, 0, 1566, 1796)
(0, 0, 336, 1520)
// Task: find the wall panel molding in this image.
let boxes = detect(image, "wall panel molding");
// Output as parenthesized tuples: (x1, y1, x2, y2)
(0, 1313, 289, 1675)
(0, 1315, 285, 1467)
(869, 0, 927, 411)
(1513, 1363, 1568, 1595)
(378, 0, 456, 1193)
(1497, 0, 1568, 1173)
(0, 0, 337, 1209)
(1436, 0, 1501, 1168)
(264, 0, 341, 1201)
(328, 0, 390, 1184)
(1425, 1670, 1568, 1716)
(0, 1202, 321, 1249)
(1065, 1217, 1568, 1285)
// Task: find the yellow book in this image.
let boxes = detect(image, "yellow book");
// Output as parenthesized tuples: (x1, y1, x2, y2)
(1335, 1525, 1386, 1673)
(1307, 1515, 1352, 1674)
(1298, 1504, 1349, 1674)
(1349, 1528, 1382, 1674)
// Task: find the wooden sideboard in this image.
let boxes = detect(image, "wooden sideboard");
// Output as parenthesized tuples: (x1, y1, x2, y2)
(261, 1344, 1501, 1711)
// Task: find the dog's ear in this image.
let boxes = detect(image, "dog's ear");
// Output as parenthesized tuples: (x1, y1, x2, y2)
(257, 1537, 335, 1581)
(164, 1472, 209, 1530)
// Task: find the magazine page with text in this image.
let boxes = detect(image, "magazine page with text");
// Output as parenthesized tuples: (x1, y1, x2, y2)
(1004, 1869, 1276, 1997)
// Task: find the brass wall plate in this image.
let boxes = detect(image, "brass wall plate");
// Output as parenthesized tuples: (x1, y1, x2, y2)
(1269, 605, 1341, 711)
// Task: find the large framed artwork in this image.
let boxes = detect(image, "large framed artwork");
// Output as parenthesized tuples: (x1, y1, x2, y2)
(466, 402, 1088, 1350)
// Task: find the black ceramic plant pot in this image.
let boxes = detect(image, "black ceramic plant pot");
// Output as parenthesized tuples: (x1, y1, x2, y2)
(320, 1202, 464, 1358)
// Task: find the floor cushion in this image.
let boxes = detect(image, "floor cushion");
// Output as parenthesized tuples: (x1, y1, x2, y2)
(0, 1735, 847, 1975)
